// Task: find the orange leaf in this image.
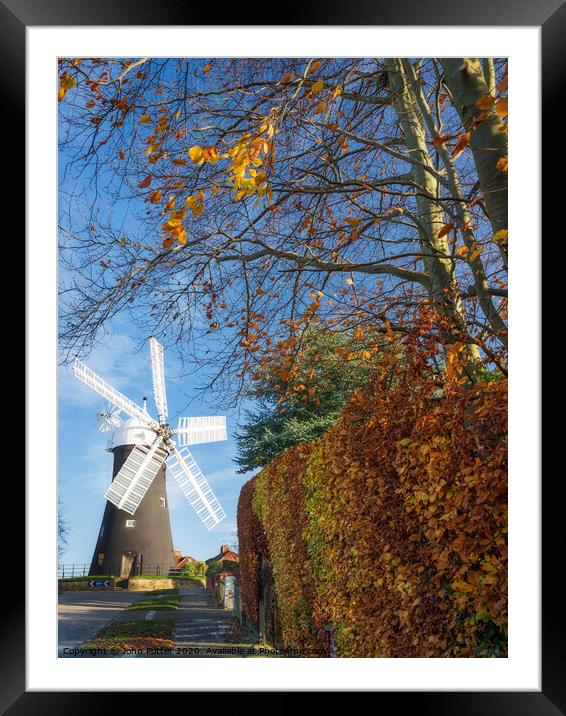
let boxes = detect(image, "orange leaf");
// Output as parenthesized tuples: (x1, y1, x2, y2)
(437, 223, 454, 238)
(475, 95, 496, 110)
(495, 97, 508, 118)
(203, 63, 213, 74)
(451, 132, 470, 160)
(139, 175, 152, 189)
(432, 135, 450, 148)
(308, 60, 321, 74)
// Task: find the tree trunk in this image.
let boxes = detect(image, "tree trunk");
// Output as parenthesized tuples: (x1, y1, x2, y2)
(441, 59, 508, 269)
(384, 59, 482, 375)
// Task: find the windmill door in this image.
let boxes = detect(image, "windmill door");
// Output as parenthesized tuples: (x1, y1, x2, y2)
(120, 552, 137, 578)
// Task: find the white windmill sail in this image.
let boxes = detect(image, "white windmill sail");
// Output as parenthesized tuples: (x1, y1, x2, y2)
(74, 338, 228, 525)
(174, 416, 227, 447)
(149, 336, 168, 421)
(74, 358, 151, 425)
(167, 446, 226, 530)
(105, 437, 168, 515)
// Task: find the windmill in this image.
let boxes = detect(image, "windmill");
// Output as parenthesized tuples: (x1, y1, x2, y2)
(73, 336, 227, 578)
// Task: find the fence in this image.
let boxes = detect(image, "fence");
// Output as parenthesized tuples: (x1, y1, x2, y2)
(58, 564, 90, 579)
(59, 563, 193, 579)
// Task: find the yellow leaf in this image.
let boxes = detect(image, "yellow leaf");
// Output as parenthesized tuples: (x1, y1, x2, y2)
(469, 247, 484, 261)
(452, 580, 474, 593)
(456, 246, 469, 256)
(493, 229, 508, 244)
(139, 114, 151, 124)
(496, 156, 508, 172)
(177, 229, 187, 246)
(311, 80, 324, 95)
(188, 146, 204, 164)
(345, 278, 354, 285)
(203, 63, 213, 74)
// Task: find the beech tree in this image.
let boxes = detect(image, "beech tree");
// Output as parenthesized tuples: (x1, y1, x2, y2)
(58, 57, 508, 402)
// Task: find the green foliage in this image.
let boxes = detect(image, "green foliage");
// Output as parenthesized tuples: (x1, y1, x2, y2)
(180, 560, 207, 579)
(206, 561, 224, 576)
(235, 328, 378, 472)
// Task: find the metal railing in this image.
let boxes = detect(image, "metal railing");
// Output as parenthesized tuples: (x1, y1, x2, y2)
(58, 564, 90, 579)
(59, 563, 187, 579)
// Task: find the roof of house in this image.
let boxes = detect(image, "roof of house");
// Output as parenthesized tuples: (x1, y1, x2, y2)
(174, 551, 197, 568)
(205, 544, 239, 564)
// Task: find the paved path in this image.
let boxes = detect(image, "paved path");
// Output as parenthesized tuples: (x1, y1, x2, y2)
(58, 591, 137, 656)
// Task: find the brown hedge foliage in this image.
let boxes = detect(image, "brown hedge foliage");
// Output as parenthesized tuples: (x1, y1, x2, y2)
(236, 477, 267, 627)
(238, 346, 507, 657)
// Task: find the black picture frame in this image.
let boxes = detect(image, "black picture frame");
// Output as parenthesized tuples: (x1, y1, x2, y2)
(11, 1, 552, 710)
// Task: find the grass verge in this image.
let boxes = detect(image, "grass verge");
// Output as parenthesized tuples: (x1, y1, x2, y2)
(127, 589, 180, 610)
(82, 620, 175, 652)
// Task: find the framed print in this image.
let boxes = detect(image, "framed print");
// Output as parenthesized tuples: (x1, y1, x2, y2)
(9, 0, 554, 709)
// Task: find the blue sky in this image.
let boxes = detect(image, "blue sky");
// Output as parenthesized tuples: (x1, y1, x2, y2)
(58, 320, 252, 564)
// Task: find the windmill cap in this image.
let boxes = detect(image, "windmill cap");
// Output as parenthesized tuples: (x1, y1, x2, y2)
(110, 417, 158, 449)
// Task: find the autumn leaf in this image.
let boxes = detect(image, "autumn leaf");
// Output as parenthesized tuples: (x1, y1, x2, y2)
(163, 236, 174, 250)
(475, 95, 496, 110)
(451, 132, 470, 160)
(58, 73, 77, 102)
(188, 146, 205, 165)
(310, 80, 324, 95)
(148, 189, 161, 204)
(456, 246, 469, 256)
(139, 175, 152, 189)
(452, 580, 474, 593)
(139, 114, 151, 124)
(496, 71, 508, 94)
(495, 97, 508, 118)
(308, 60, 321, 74)
(432, 135, 450, 148)
(496, 156, 508, 172)
(437, 223, 454, 238)
(469, 246, 484, 261)
(203, 63, 213, 74)
(177, 229, 187, 246)
(493, 229, 508, 245)
(118, 149, 125, 160)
